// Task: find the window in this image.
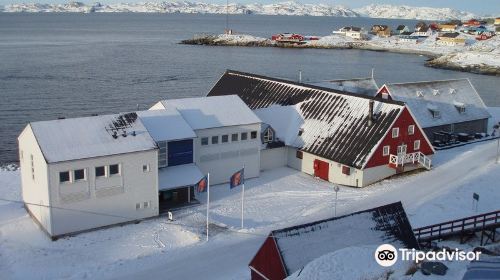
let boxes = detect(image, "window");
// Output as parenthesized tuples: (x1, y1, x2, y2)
(201, 137, 209, 146)
(456, 105, 466, 114)
(30, 154, 35, 181)
(298, 128, 304, 136)
(109, 164, 120, 176)
(383, 145, 390, 156)
(429, 109, 441, 119)
(142, 164, 150, 172)
(241, 132, 248, 141)
(263, 127, 274, 143)
(135, 203, 141, 210)
(231, 133, 238, 142)
(414, 140, 421, 150)
(59, 171, 70, 183)
(158, 141, 167, 168)
(296, 150, 303, 159)
(143, 201, 150, 208)
(408, 125, 415, 135)
(221, 135, 229, 143)
(392, 127, 399, 138)
(211, 136, 219, 145)
(250, 131, 257, 139)
(95, 166, 106, 177)
(342, 166, 351, 175)
(74, 169, 85, 181)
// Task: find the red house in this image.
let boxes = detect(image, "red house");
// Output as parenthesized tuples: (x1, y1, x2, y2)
(208, 70, 434, 187)
(249, 202, 419, 279)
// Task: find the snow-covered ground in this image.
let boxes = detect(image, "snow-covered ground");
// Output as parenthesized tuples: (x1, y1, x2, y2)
(1, 1, 478, 20)
(1, 110, 499, 279)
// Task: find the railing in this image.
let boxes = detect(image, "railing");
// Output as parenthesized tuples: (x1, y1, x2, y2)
(414, 210, 500, 243)
(389, 152, 431, 170)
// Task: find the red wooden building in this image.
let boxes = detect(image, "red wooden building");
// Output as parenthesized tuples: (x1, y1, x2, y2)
(249, 202, 419, 279)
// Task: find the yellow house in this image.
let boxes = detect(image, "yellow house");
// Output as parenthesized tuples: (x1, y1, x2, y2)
(439, 24, 457, 32)
(495, 18, 500, 26)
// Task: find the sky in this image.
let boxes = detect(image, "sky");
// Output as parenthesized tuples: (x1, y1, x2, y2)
(0, 0, 498, 15)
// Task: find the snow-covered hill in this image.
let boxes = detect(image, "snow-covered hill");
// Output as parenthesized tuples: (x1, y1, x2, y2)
(354, 4, 476, 21)
(2, 1, 477, 20)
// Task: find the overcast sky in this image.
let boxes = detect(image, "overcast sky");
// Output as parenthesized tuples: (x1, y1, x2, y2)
(1, 0, 498, 15)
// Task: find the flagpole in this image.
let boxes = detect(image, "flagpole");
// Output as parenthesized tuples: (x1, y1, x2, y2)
(241, 165, 245, 229)
(206, 173, 210, 242)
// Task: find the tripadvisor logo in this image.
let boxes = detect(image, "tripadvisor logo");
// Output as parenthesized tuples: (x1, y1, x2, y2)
(374, 244, 482, 267)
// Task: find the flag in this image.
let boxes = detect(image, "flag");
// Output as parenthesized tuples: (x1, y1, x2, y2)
(230, 168, 244, 189)
(195, 175, 208, 193)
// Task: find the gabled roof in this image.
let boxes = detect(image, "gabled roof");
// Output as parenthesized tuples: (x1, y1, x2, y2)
(383, 79, 491, 128)
(396, 25, 407, 30)
(208, 70, 406, 169)
(310, 77, 379, 96)
(137, 108, 196, 142)
(250, 202, 418, 277)
(155, 95, 261, 130)
(439, 32, 460, 38)
(29, 113, 157, 163)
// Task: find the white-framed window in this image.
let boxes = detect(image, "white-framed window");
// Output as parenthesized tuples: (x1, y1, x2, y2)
(414, 140, 421, 150)
(142, 164, 150, 173)
(211, 136, 219, 144)
(135, 203, 141, 210)
(143, 201, 150, 208)
(109, 164, 120, 176)
(59, 171, 70, 183)
(241, 132, 248, 141)
(73, 169, 86, 181)
(231, 133, 238, 142)
(392, 127, 399, 138)
(263, 127, 274, 143)
(408, 125, 415, 135)
(201, 137, 209, 146)
(383, 145, 390, 156)
(221, 135, 229, 143)
(250, 131, 257, 139)
(95, 166, 106, 177)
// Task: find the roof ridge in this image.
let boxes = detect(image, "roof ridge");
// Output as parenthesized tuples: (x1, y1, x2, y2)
(225, 69, 404, 106)
(387, 78, 470, 86)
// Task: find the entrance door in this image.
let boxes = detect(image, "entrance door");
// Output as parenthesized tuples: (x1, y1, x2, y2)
(313, 159, 329, 181)
(397, 144, 407, 156)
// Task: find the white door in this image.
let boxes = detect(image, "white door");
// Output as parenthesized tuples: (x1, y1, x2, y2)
(397, 144, 407, 156)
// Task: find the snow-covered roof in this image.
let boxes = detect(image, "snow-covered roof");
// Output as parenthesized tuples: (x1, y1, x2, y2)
(385, 79, 491, 128)
(157, 95, 261, 130)
(158, 163, 204, 191)
(210, 71, 405, 168)
(311, 77, 379, 96)
(137, 108, 196, 142)
(462, 255, 500, 280)
(29, 113, 157, 163)
(250, 202, 418, 277)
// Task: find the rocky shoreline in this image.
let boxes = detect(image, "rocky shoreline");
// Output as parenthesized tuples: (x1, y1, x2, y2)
(181, 35, 500, 76)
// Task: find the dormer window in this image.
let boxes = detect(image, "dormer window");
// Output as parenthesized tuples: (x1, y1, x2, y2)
(416, 91, 424, 98)
(427, 104, 440, 119)
(263, 127, 274, 143)
(432, 89, 440, 96)
(449, 88, 456, 94)
(454, 101, 466, 114)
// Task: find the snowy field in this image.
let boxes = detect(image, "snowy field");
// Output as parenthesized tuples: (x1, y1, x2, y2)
(1, 110, 499, 279)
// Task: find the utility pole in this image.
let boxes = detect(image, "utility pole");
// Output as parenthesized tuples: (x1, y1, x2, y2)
(333, 185, 339, 217)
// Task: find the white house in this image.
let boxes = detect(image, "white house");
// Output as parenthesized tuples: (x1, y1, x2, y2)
(208, 70, 435, 188)
(395, 25, 410, 34)
(413, 26, 432, 37)
(18, 113, 160, 239)
(19, 95, 261, 239)
(332, 26, 365, 40)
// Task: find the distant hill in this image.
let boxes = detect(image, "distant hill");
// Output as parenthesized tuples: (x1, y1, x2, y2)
(1, 1, 477, 21)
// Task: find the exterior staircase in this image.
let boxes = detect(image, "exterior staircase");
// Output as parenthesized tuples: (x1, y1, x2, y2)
(389, 152, 431, 170)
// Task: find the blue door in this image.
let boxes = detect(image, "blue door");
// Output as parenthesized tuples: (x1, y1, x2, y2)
(168, 139, 193, 166)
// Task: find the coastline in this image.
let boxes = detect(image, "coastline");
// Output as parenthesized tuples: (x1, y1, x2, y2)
(181, 34, 500, 76)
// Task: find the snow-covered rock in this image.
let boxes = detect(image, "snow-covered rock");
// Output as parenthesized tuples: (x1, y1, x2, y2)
(355, 4, 476, 21)
(2, 1, 477, 20)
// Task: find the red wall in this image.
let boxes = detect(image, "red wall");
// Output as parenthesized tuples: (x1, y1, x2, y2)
(365, 107, 433, 168)
(249, 235, 287, 280)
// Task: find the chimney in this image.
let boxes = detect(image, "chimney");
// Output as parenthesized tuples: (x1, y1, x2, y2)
(368, 100, 374, 126)
(132, 130, 136, 137)
(112, 131, 118, 139)
(122, 130, 127, 137)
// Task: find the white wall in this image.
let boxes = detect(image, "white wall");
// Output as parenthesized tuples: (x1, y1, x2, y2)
(260, 147, 287, 171)
(362, 155, 433, 187)
(48, 149, 159, 237)
(194, 124, 261, 185)
(18, 125, 52, 235)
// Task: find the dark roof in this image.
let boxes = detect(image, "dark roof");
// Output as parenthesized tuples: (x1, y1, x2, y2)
(401, 31, 413, 36)
(208, 70, 406, 168)
(418, 26, 430, 32)
(396, 25, 407, 30)
(440, 32, 460, 38)
(254, 202, 419, 276)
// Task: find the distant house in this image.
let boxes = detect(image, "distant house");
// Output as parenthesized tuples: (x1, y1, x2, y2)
(332, 26, 365, 40)
(413, 26, 432, 37)
(396, 25, 410, 34)
(209, 70, 434, 187)
(439, 24, 458, 32)
(19, 95, 262, 239)
(436, 32, 466, 46)
(495, 18, 500, 26)
(415, 22, 428, 32)
(371, 25, 391, 37)
(463, 18, 484, 27)
(249, 202, 419, 280)
(399, 35, 420, 43)
(375, 79, 491, 142)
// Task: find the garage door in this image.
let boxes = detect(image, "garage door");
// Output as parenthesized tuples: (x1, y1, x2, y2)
(314, 159, 329, 181)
